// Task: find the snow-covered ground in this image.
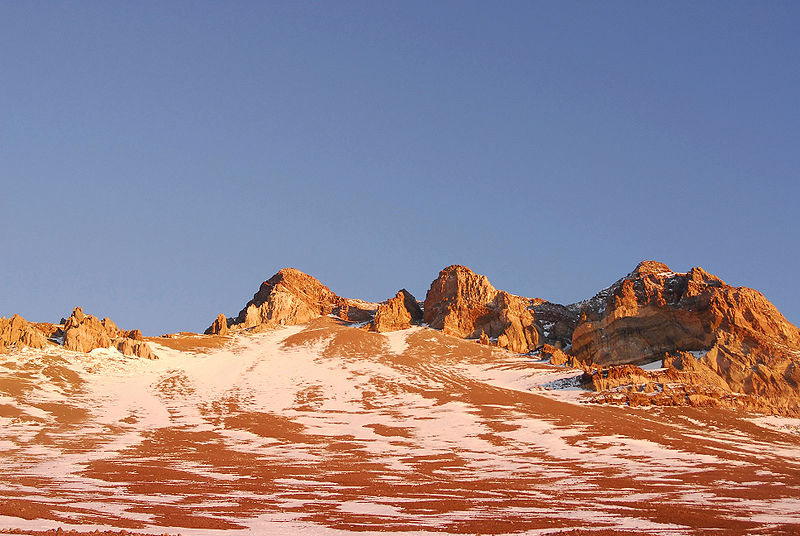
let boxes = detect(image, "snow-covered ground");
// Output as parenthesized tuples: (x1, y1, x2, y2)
(0, 320, 799, 535)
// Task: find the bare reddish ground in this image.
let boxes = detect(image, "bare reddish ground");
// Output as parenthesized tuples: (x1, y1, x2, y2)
(0, 317, 799, 535)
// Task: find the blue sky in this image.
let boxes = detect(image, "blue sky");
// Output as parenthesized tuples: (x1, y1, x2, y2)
(2, 1, 799, 334)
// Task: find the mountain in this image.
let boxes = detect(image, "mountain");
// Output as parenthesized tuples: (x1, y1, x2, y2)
(201, 261, 800, 416)
(1, 314, 799, 535)
(1, 261, 800, 534)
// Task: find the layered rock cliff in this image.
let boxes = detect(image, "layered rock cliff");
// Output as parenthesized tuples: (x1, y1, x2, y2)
(571, 261, 800, 366)
(570, 261, 800, 415)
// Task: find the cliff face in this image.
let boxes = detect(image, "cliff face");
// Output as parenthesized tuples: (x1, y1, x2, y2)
(571, 261, 800, 366)
(570, 261, 800, 415)
(422, 265, 575, 353)
(63, 307, 157, 359)
(0, 314, 48, 353)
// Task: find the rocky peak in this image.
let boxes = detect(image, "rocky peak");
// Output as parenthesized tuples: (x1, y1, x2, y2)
(630, 260, 672, 277)
(370, 289, 423, 333)
(423, 265, 555, 353)
(205, 313, 230, 336)
(569, 262, 800, 414)
(423, 265, 498, 326)
(210, 268, 376, 333)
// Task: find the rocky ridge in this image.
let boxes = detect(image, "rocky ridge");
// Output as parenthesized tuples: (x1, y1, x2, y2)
(421, 265, 577, 353)
(568, 261, 800, 415)
(205, 261, 800, 415)
(206, 268, 376, 334)
(0, 307, 157, 359)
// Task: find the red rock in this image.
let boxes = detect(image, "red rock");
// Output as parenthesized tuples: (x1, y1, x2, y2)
(370, 289, 423, 332)
(422, 265, 543, 353)
(0, 314, 48, 353)
(62, 307, 157, 359)
(572, 261, 800, 415)
(205, 313, 229, 335)
(539, 343, 570, 366)
(219, 268, 376, 332)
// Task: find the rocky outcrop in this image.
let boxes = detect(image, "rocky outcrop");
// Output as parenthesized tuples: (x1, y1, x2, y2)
(369, 289, 423, 332)
(538, 343, 572, 366)
(63, 308, 113, 352)
(572, 261, 800, 366)
(422, 265, 572, 353)
(205, 314, 229, 336)
(0, 308, 156, 359)
(571, 261, 800, 415)
(0, 314, 48, 353)
(217, 268, 376, 333)
(62, 307, 157, 359)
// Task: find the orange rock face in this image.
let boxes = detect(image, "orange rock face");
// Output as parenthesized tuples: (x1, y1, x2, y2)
(0, 314, 48, 353)
(222, 268, 375, 332)
(370, 289, 423, 332)
(422, 265, 551, 353)
(63, 307, 157, 359)
(205, 313, 229, 336)
(1, 308, 156, 359)
(571, 261, 800, 415)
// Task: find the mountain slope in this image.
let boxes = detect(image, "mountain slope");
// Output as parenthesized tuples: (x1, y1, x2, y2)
(1, 318, 799, 534)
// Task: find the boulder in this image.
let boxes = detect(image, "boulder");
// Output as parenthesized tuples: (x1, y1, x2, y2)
(539, 343, 570, 366)
(370, 289, 423, 332)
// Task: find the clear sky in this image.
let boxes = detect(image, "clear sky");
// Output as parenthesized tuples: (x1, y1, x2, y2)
(2, 1, 799, 335)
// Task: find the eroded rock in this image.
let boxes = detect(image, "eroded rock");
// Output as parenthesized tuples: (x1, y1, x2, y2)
(572, 261, 800, 415)
(216, 268, 376, 333)
(205, 313, 229, 336)
(422, 265, 548, 353)
(0, 314, 48, 353)
(370, 289, 423, 332)
(62, 307, 157, 359)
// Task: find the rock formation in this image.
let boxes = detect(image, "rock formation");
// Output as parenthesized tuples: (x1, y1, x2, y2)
(538, 343, 572, 366)
(369, 289, 423, 332)
(211, 268, 376, 333)
(0, 308, 156, 359)
(205, 314, 229, 336)
(422, 265, 575, 353)
(570, 261, 800, 415)
(0, 314, 48, 353)
(62, 307, 157, 359)
(571, 261, 800, 365)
